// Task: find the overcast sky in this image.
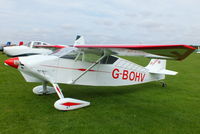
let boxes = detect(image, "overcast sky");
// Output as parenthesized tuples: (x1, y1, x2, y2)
(0, 0, 200, 45)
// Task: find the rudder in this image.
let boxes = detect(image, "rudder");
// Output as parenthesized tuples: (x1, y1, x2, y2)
(145, 59, 177, 75)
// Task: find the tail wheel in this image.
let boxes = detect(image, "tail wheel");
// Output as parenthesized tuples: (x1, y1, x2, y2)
(160, 81, 167, 88)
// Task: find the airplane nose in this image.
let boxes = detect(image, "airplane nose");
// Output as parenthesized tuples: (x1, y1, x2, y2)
(4, 57, 20, 69)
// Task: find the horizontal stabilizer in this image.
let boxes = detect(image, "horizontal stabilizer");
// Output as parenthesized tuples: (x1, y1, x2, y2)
(149, 69, 178, 75)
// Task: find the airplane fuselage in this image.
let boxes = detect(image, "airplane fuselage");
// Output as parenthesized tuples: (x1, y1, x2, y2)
(18, 55, 164, 86)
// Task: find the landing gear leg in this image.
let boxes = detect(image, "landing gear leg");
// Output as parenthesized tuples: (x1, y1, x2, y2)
(42, 81, 47, 93)
(51, 83, 64, 99)
(33, 81, 56, 95)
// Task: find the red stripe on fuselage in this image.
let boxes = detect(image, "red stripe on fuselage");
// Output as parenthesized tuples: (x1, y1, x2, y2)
(41, 65, 110, 73)
(77, 68, 95, 72)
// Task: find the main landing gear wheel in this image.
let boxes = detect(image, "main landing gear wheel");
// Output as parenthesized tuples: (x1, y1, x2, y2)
(35, 82, 90, 111)
(160, 81, 167, 88)
(51, 83, 90, 111)
(54, 98, 90, 111)
(33, 85, 56, 95)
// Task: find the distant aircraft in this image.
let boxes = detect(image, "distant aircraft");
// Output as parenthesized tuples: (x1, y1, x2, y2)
(0, 42, 12, 51)
(190, 44, 200, 53)
(196, 46, 200, 53)
(0, 44, 3, 51)
(3, 41, 67, 57)
(4, 35, 196, 111)
(0, 41, 23, 52)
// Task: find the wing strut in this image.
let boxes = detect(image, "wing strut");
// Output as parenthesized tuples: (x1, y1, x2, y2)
(70, 54, 107, 84)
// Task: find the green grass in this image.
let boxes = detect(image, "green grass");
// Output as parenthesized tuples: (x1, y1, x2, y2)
(0, 52, 200, 134)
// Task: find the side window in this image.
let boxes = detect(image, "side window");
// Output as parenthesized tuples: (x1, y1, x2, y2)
(75, 52, 84, 61)
(100, 55, 118, 64)
(78, 52, 118, 64)
(58, 49, 118, 64)
(83, 53, 102, 63)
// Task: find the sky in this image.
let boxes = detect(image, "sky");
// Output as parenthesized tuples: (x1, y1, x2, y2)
(0, 0, 200, 45)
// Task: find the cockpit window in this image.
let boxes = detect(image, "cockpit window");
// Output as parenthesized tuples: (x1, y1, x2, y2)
(33, 42, 41, 46)
(60, 50, 79, 59)
(51, 47, 118, 63)
(83, 53, 101, 63)
(100, 55, 118, 64)
(51, 47, 79, 60)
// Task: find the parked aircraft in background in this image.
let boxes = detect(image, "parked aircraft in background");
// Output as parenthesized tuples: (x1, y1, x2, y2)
(190, 44, 200, 53)
(0, 44, 3, 51)
(4, 35, 196, 111)
(3, 41, 67, 57)
(0, 41, 23, 51)
(6, 42, 11, 46)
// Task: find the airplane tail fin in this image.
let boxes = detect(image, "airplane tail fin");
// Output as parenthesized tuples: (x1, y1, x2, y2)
(145, 59, 177, 75)
(19, 41, 24, 46)
(6, 42, 11, 46)
(74, 35, 85, 46)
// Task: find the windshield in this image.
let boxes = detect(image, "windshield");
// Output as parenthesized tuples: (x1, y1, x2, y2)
(51, 47, 78, 58)
(33, 42, 41, 46)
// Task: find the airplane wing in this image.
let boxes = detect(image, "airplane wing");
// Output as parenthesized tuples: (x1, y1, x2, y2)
(74, 44, 196, 60)
(34, 45, 68, 52)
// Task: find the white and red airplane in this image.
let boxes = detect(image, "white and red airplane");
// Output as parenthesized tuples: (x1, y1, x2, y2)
(0, 41, 23, 51)
(3, 41, 67, 57)
(4, 36, 196, 111)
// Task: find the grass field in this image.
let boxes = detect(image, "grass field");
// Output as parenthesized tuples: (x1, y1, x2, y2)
(0, 52, 200, 134)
